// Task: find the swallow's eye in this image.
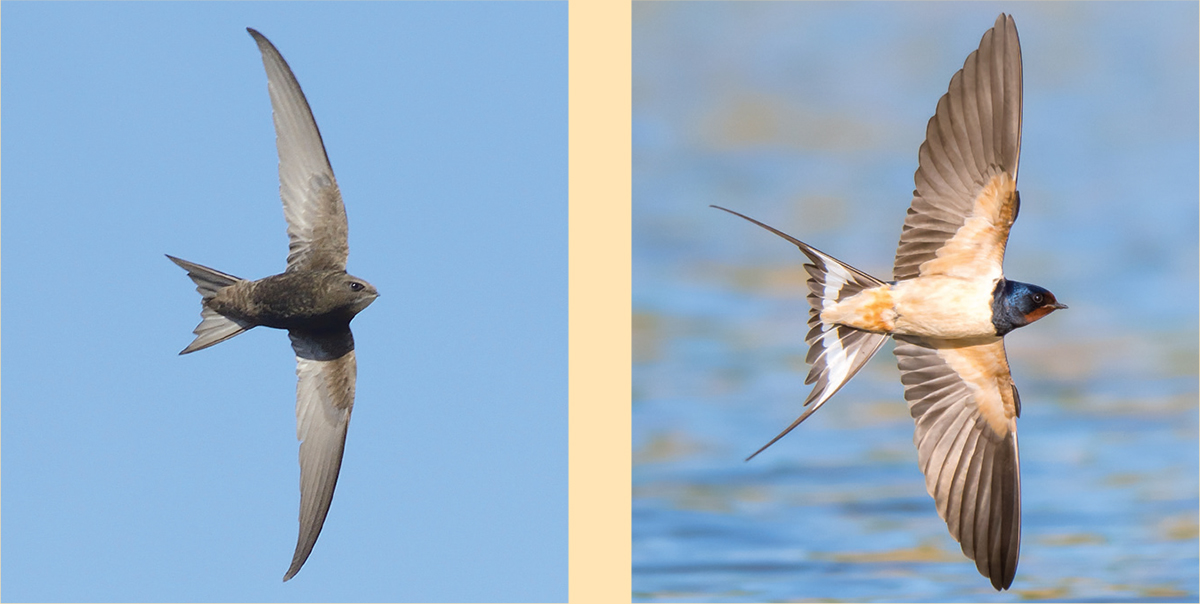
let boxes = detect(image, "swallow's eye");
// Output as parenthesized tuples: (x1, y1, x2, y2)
(349, 282, 364, 292)
(1031, 293, 1044, 305)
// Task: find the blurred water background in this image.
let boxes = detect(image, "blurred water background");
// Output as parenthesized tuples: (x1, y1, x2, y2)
(632, 3, 1198, 602)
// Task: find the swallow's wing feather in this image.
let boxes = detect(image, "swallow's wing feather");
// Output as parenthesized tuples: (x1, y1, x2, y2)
(894, 335, 1020, 590)
(712, 207, 890, 460)
(248, 28, 349, 273)
(894, 13, 1022, 282)
(283, 329, 357, 581)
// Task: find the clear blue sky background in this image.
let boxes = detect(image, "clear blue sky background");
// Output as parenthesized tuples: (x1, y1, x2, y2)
(3, 3, 566, 601)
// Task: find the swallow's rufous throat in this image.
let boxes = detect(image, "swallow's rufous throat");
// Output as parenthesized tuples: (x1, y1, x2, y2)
(168, 28, 378, 581)
(715, 14, 1064, 590)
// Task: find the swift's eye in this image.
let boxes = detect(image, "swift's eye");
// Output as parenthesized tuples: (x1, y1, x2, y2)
(349, 282, 364, 292)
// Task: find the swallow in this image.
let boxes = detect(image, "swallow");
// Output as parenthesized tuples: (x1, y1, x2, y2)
(714, 14, 1065, 590)
(168, 28, 378, 581)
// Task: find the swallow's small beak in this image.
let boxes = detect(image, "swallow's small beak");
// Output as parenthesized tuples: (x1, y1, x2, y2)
(1052, 302, 1068, 310)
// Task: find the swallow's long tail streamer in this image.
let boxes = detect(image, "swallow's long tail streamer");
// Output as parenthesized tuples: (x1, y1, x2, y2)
(712, 206, 891, 460)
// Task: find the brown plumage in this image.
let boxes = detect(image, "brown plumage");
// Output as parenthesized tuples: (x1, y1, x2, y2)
(168, 28, 377, 582)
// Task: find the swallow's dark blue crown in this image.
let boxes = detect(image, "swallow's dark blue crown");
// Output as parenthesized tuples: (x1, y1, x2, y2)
(991, 279, 1064, 336)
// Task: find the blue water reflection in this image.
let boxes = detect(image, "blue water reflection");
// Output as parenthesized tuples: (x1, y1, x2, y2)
(633, 3, 1198, 601)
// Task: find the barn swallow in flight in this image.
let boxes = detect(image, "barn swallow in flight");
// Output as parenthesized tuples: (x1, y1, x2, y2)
(714, 14, 1064, 590)
(168, 28, 377, 581)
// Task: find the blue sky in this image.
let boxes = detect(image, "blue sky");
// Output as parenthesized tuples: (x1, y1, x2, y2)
(3, 3, 566, 601)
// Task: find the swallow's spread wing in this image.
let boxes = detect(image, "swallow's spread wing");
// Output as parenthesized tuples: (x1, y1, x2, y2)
(894, 335, 1020, 590)
(283, 329, 357, 581)
(712, 207, 891, 460)
(248, 28, 349, 273)
(894, 14, 1022, 283)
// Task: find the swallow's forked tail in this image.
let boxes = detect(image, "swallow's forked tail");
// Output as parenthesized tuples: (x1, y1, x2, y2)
(166, 254, 256, 354)
(711, 206, 891, 459)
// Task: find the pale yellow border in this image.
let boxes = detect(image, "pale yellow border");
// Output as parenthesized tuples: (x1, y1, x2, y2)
(569, 0, 632, 602)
